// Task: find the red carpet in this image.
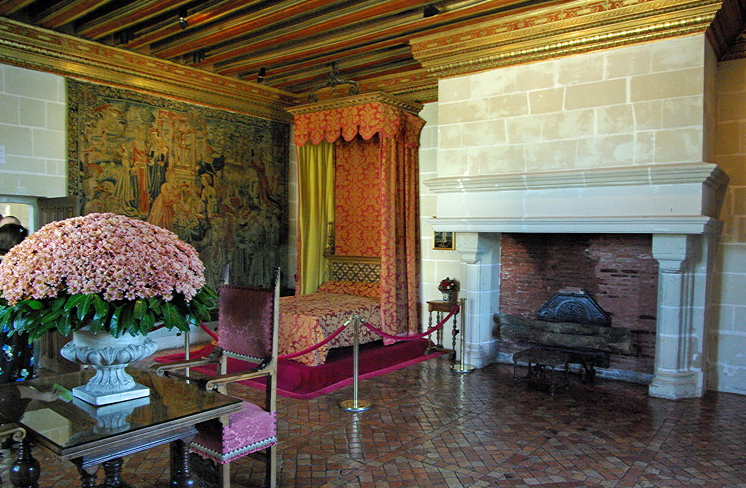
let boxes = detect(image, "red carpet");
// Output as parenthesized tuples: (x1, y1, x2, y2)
(153, 339, 443, 399)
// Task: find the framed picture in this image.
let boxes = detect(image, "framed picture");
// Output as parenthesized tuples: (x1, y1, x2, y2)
(433, 231, 455, 250)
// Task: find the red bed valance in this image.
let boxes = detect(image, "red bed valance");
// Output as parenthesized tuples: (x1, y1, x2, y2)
(292, 99, 424, 148)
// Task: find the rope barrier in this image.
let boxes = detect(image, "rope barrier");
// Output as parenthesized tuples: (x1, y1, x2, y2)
(199, 321, 219, 341)
(362, 304, 459, 342)
(200, 304, 458, 361)
(277, 317, 352, 360)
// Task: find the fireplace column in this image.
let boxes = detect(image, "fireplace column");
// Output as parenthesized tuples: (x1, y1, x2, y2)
(649, 234, 707, 399)
(454, 232, 501, 369)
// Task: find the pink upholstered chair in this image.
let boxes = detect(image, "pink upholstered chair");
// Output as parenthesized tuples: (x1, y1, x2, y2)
(155, 268, 280, 488)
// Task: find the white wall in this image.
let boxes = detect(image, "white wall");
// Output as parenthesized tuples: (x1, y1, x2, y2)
(0, 64, 67, 198)
(436, 35, 709, 177)
(709, 57, 746, 395)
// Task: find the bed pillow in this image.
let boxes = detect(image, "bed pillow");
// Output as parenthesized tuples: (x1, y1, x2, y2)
(317, 280, 380, 299)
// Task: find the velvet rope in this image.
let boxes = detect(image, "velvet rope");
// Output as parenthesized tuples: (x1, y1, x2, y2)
(363, 304, 459, 342)
(199, 321, 219, 341)
(277, 317, 352, 360)
(203, 303, 458, 361)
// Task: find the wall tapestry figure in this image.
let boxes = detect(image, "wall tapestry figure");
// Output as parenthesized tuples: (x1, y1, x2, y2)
(67, 80, 289, 289)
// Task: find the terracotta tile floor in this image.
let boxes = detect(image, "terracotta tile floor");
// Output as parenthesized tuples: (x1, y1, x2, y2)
(2, 350, 746, 487)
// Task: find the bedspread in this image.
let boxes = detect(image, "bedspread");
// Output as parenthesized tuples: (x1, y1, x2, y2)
(278, 292, 380, 367)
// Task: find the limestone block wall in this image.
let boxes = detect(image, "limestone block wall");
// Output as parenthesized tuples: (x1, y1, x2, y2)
(436, 35, 710, 177)
(711, 57, 746, 395)
(418, 103, 464, 326)
(0, 64, 66, 198)
(418, 33, 746, 395)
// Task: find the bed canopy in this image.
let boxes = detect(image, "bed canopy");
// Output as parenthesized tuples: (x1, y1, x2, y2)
(288, 92, 425, 339)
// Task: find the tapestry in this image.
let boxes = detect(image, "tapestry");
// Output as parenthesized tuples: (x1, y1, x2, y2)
(67, 80, 289, 290)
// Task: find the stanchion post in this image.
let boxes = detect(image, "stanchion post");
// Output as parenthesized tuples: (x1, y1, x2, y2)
(340, 315, 372, 412)
(184, 330, 190, 380)
(451, 298, 475, 373)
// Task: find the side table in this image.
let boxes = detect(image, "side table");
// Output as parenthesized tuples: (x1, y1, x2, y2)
(426, 300, 459, 360)
(512, 347, 570, 397)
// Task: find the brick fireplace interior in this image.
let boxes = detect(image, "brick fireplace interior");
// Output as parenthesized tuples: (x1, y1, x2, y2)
(498, 233, 659, 382)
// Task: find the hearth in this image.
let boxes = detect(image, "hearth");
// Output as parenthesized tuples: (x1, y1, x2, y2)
(499, 291, 633, 384)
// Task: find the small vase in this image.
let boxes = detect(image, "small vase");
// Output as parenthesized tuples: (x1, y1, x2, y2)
(60, 327, 157, 406)
(442, 291, 453, 302)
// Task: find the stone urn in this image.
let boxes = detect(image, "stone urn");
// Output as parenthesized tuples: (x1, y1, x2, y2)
(60, 327, 157, 406)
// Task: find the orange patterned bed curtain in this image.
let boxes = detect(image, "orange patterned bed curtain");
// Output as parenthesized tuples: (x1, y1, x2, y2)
(291, 96, 425, 338)
(334, 136, 381, 257)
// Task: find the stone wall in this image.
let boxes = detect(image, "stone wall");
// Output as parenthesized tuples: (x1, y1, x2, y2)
(0, 64, 66, 198)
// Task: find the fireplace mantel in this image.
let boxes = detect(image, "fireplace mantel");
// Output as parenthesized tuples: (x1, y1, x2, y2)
(425, 162, 729, 400)
(426, 163, 728, 235)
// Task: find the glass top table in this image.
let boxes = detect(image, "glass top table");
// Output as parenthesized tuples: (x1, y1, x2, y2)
(0, 368, 242, 487)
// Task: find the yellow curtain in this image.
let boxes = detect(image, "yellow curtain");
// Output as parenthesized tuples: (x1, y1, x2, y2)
(297, 140, 335, 294)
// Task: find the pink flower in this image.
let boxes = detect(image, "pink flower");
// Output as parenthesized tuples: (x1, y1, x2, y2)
(0, 213, 205, 306)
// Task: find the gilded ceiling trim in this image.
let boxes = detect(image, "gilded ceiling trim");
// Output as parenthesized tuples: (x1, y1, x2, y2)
(287, 91, 423, 116)
(0, 18, 298, 122)
(410, 0, 723, 78)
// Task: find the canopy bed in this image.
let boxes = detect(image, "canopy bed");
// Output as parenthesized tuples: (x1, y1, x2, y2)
(281, 93, 425, 367)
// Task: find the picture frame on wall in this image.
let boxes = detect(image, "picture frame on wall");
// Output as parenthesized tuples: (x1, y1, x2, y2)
(433, 231, 455, 250)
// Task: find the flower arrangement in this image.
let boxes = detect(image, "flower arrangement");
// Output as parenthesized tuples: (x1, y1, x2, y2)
(0, 213, 216, 341)
(438, 277, 457, 293)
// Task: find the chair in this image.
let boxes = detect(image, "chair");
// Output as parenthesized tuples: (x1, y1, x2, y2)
(154, 268, 280, 488)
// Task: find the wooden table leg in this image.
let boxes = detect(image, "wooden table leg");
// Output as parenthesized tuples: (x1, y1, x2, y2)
(74, 463, 99, 488)
(101, 457, 132, 487)
(9, 436, 40, 488)
(169, 439, 196, 487)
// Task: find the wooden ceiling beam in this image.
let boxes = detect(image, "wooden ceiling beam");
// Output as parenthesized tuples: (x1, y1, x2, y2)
(149, 0, 335, 59)
(75, 0, 193, 39)
(284, 58, 422, 94)
(212, 0, 515, 78)
(207, 5, 424, 73)
(260, 47, 414, 89)
(123, 0, 262, 51)
(0, 0, 37, 17)
(34, 0, 104, 27)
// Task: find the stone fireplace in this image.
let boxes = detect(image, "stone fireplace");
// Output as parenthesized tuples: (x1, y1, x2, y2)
(426, 162, 729, 399)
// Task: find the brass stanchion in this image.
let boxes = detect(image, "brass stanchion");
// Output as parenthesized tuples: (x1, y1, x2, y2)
(184, 330, 190, 380)
(451, 298, 475, 373)
(340, 315, 372, 412)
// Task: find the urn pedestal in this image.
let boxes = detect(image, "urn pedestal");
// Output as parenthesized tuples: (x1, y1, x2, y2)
(60, 328, 157, 406)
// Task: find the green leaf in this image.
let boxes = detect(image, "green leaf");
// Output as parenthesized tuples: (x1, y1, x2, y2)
(92, 299, 110, 324)
(29, 321, 59, 342)
(57, 315, 72, 336)
(140, 311, 155, 335)
(110, 306, 123, 337)
(64, 294, 86, 312)
(93, 294, 108, 317)
(51, 298, 66, 313)
(40, 309, 63, 324)
(184, 313, 199, 328)
(0, 306, 14, 327)
(120, 304, 136, 336)
(133, 299, 147, 320)
(162, 302, 187, 330)
(77, 294, 95, 321)
(20, 299, 44, 311)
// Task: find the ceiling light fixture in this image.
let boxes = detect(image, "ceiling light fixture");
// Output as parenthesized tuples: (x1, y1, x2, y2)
(423, 4, 440, 18)
(193, 50, 206, 64)
(308, 62, 359, 103)
(118, 28, 133, 45)
(178, 8, 188, 29)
